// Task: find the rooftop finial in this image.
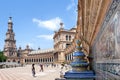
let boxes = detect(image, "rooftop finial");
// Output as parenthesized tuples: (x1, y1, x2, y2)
(8, 17, 12, 23)
(60, 22, 63, 28)
(9, 17, 12, 20)
(26, 44, 29, 49)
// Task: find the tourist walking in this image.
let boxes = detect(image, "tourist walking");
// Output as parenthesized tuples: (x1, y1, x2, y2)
(40, 64, 44, 72)
(32, 64, 36, 77)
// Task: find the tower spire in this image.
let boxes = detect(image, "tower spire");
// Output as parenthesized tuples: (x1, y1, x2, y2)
(8, 17, 12, 23)
(8, 17, 13, 30)
(4, 17, 17, 57)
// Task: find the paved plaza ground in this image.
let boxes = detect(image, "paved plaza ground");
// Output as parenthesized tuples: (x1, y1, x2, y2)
(0, 64, 70, 80)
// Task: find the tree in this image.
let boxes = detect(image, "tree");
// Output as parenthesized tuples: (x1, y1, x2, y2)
(0, 51, 7, 62)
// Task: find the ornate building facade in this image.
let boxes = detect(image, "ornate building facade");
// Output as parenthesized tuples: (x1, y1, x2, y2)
(3, 0, 120, 79)
(52, 0, 120, 79)
(3, 18, 76, 65)
(53, 23, 76, 63)
(75, 0, 120, 79)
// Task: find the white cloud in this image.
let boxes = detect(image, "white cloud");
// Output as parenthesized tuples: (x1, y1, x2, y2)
(33, 17, 62, 31)
(37, 34, 54, 40)
(66, 0, 75, 11)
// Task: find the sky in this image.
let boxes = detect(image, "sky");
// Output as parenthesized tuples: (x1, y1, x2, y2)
(0, 0, 78, 51)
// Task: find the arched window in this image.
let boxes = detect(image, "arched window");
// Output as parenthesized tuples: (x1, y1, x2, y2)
(30, 59, 31, 62)
(69, 35, 71, 41)
(32, 59, 33, 62)
(36, 59, 38, 62)
(52, 57, 53, 62)
(66, 35, 68, 41)
(25, 59, 27, 62)
(50, 58, 51, 62)
(46, 58, 47, 62)
(34, 59, 35, 62)
(43, 58, 45, 62)
(41, 59, 42, 62)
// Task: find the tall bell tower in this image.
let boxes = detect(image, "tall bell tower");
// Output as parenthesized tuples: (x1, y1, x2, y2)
(4, 17, 17, 57)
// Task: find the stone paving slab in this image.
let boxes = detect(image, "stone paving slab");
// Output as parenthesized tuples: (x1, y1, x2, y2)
(0, 65, 69, 80)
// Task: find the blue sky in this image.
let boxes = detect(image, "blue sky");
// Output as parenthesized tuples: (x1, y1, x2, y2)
(0, 0, 77, 50)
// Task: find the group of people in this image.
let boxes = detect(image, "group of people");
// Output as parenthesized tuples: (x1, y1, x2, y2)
(32, 64, 44, 77)
(31, 63, 69, 77)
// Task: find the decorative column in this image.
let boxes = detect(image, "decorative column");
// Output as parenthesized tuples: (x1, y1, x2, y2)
(64, 40, 95, 80)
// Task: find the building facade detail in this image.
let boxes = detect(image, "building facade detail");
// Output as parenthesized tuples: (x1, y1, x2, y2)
(3, 20, 76, 64)
(77, 0, 120, 79)
(53, 23, 76, 63)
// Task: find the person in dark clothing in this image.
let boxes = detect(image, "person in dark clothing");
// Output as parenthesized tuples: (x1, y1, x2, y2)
(40, 64, 44, 72)
(32, 64, 36, 77)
